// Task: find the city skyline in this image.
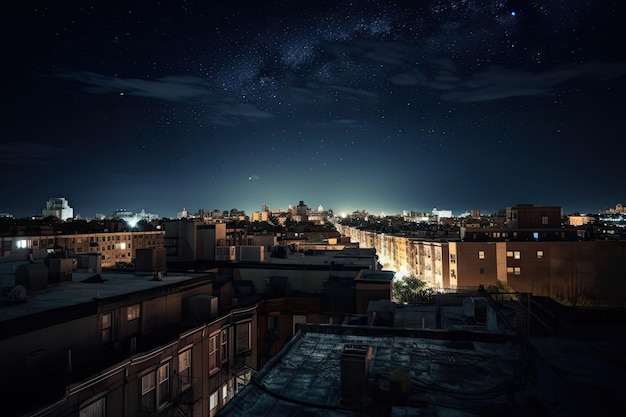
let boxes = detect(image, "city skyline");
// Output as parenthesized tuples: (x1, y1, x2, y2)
(2, 1, 625, 218)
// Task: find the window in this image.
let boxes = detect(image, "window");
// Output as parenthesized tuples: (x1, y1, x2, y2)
(221, 330, 228, 362)
(141, 363, 170, 410)
(101, 312, 112, 344)
(507, 267, 514, 274)
(514, 251, 521, 259)
(514, 267, 521, 275)
(209, 391, 219, 416)
(506, 251, 513, 258)
(80, 396, 106, 417)
(537, 250, 544, 259)
(209, 334, 219, 372)
(127, 304, 140, 321)
(158, 363, 170, 405)
(478, 250, 485, 260)
(222, 383, 229, 405)
(479, 267, 485, 275)
(15, 239, 32, 249)
(542, 216, 549, 225)
(141, 372, 156, 410)
(236, 322, 251, 353)
(450, 254, 456, 264)
(178, 348, 191, 387)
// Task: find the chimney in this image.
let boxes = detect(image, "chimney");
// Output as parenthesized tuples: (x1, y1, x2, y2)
(340, 344, 372, 407)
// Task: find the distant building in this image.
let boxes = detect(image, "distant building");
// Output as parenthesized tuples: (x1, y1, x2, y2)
(505, 204, 561, 228)
(42, 197, 73, 221)
(294, 200, 309, 223)
(164, 219, 227, 266)
(336, 209, 626, 306)
(432, 207, 452, 218)
(569, 214, 596, 226)
(177, 207, 189, 219)
(251, 211, 268, 222)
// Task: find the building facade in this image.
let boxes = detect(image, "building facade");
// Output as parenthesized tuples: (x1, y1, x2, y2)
(0, 264, 258, 417)
(42, 197, 74, 221)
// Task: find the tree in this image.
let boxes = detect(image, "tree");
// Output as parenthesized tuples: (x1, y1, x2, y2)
(392, 276, 435, 304)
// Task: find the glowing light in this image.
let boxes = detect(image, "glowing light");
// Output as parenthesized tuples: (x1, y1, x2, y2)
(124, 216, 140, 228)
(511, 11, 516, 16)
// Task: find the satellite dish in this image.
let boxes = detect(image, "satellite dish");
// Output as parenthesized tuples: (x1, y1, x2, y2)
(8, 285, 27, 302)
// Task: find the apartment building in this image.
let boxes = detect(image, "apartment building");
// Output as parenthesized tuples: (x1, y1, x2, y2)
(1, 230, 164, 268)
(0, 254, 257, 417)
(339, 225, 626, 305)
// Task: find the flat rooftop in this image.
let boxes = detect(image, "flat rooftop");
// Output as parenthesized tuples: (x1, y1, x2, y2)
(218, 324, 527, 417)
(0, 260, 211, 326)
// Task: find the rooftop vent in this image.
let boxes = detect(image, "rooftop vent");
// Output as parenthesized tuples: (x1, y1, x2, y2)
(340, 344, 372, 406)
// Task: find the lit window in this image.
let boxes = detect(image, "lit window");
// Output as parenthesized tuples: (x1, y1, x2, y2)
(178, 348, 191, 387)
(127, 304, 140, 321)
(506, 251, 513, 258)
(79, 395, 106, 417)
(222, 383, 229, 405)
(514, 251, 521, 259)
(158, 363, 170, 405)
(15, 239, 32, 249)
(209, 391, 219, 415)
(478, 250, 485, 259)
(101, 312, 112, 344)
(514, 267, 521, 275)
(537, 250, 543, 259)
(507, 267, 514, 274)
(542, 216, 549, 225)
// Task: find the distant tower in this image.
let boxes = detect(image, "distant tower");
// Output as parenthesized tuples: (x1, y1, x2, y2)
(177, 207, 189, 219)
(42, 197, 74, 221)
(296, 200, 309, 222)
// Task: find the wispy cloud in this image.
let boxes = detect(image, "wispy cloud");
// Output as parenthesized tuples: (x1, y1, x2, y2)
(0, 142, 64, 166)
(55, 71, 217, 101)
(390, 61, 626, 102)
(55, 70, 274, 124)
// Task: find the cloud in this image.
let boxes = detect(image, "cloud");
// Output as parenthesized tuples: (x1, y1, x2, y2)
(443, 62, 626, 102)
(55, 70, 274, 125)
(390, 61, 626, 103)
(55, 71, 217, 102)
(0, 142, 64, 166)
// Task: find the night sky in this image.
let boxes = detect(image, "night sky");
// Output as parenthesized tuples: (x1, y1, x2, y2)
(2, 1, 625, 219)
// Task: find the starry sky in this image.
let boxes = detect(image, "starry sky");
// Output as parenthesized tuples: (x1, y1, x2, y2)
(2, 0, 625, 219)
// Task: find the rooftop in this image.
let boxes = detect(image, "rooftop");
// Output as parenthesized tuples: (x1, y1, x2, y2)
(218, 324, 527, 417)
(218, 298, 626, 417)
(0, 259, 212, 334)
